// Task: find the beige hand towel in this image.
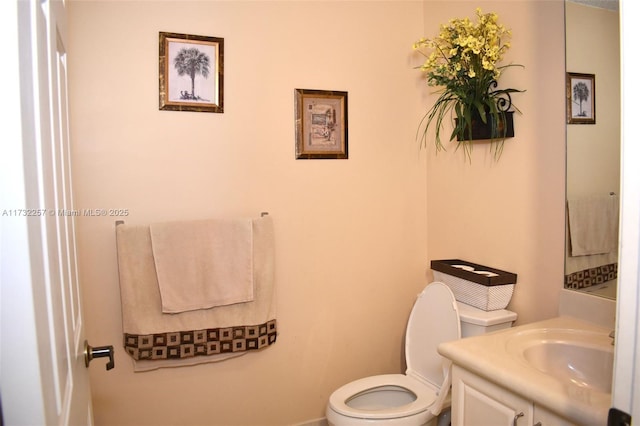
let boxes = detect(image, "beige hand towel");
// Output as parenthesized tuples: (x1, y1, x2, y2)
(567, 195, 619, 256)
(150, 219, 254, 313)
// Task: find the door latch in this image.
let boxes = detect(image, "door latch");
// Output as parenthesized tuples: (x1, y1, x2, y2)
(84, 340, 114, 371)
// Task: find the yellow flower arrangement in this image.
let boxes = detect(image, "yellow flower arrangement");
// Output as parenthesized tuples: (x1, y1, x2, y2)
(414, 8, 523, 159)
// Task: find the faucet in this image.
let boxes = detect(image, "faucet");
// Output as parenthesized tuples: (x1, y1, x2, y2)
(609, 329, 615, 345)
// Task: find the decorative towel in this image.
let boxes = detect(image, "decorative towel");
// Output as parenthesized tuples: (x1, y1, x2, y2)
(115, 215, 276, 371)
(150, 219, 254, 313)
(567, 195, 619, 256)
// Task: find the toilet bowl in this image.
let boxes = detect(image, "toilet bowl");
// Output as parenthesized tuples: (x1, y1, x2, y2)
(326, 282, 460, 426)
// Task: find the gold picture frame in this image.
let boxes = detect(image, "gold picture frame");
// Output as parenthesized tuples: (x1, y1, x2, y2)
(295, 89, 348, 159)
(566, 72, 595, 124)
(159, 32, 224, 113)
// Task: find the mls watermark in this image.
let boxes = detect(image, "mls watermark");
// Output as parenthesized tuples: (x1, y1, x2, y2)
(2, 208, 129, 217)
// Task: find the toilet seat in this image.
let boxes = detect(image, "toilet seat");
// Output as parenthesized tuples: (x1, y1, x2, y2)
(326, 282, 460, 424)
(328, 374, 438, 420)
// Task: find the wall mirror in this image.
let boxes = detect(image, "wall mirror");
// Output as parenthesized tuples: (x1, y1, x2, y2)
(564, 0, 620, 300)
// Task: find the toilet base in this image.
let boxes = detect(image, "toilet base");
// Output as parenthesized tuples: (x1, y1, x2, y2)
(436, 408, 451, 426)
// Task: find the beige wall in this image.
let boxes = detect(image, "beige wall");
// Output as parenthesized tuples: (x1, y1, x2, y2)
(423, 0, 566, 326)
(68, 0, 566, 424)
(566, 1, 620, 198)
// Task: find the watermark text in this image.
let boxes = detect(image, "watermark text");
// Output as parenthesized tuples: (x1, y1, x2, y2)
(2, 208, 129, 217)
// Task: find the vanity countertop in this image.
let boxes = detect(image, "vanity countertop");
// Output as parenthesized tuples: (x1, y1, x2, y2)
(438, 315, 612, 425)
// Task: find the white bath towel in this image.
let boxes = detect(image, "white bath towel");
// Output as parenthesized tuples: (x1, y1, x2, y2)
(567, 195, 619, 256)
(115, 216, 276, 371)
(150, 218, 254, 313)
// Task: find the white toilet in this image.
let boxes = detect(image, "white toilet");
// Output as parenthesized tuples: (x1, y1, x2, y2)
(325, 281, 517, 426)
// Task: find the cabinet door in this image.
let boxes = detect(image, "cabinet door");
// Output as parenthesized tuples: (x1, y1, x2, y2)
(452, 366, 533, 426)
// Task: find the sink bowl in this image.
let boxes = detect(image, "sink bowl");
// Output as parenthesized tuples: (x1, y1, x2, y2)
(523, 341, 613, 393)
(506, 328, 614, 393)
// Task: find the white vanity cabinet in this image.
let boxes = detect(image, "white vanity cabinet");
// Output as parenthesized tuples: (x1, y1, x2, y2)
(533, 405, 576, 426)
(451, 366, 577, 426)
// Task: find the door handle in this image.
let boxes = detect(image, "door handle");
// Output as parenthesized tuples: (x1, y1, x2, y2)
(84, 340, 114, 370)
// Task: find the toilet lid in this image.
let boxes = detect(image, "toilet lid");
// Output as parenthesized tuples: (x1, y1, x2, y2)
(405, 281, 460, 387)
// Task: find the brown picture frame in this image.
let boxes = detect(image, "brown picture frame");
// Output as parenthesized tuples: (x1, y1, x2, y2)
(159, 32, 224, 113)
(566, 72, 595, 124)
(295, 89, 348, 159)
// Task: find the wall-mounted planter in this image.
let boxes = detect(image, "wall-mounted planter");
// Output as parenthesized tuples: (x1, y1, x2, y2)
(455, 111, 514, 141)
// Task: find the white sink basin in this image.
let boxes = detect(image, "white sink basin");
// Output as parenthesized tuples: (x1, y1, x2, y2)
(506, 328, 614, 393)
(523, 341, 613, 392)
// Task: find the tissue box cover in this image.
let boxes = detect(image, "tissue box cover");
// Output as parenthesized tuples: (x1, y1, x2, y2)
(431, 259, 517, 311)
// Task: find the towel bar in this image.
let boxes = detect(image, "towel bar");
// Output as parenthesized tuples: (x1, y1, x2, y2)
(116, 213, 268, 228)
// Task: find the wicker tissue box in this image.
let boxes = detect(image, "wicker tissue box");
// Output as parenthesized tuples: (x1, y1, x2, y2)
(431, 259, 517, 311)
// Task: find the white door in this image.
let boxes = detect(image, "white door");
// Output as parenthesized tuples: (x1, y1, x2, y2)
(612, 0, 640, 421)
(1, 1, 104, 424)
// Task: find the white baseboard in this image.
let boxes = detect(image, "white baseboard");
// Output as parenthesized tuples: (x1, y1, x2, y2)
(291, 418, 328, 426)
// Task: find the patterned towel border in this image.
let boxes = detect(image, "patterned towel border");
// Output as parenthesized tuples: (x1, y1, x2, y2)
(565, 263, 617, 290)
(124, 319, 277, 361)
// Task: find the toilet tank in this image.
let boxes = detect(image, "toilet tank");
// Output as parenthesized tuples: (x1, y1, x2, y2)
(456, 302, 517, 337)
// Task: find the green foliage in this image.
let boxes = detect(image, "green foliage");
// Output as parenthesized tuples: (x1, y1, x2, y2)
(413, 8, 524, 160)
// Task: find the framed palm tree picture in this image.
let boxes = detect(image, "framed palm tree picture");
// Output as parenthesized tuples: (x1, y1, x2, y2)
(159, 32, 224, 113)
(566, 72, 595, 124)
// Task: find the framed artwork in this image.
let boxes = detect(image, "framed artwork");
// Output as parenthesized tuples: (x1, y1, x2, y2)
(295, 89, 348, 159)
(159, 32, 224, 113)
(566, 72, 595, 124)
